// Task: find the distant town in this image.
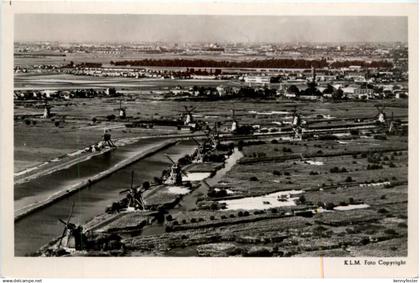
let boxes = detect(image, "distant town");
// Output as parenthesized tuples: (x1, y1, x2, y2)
(14, 41, 408, 102)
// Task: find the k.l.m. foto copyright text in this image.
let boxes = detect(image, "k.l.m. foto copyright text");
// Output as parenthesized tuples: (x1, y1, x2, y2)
(344, 259, 407, 266)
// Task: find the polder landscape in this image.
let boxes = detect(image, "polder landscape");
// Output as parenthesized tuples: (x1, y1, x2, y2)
(14, 31, 409, 257)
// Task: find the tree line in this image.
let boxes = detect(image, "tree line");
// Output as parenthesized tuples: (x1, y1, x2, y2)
(110, 58, 392, 69)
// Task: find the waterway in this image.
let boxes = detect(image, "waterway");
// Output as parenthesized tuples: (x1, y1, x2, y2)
(138, 148, 244, 239)
(14, 139, 196, 256)
(174, 148, 243, 212)
(15, 138, 163, 211)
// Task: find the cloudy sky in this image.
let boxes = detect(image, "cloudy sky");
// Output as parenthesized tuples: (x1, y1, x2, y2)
(15, 14, 408, 43)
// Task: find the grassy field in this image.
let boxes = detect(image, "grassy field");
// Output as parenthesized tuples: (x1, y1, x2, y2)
(14, 93, 408, 172)
(121, 102, 407, 257)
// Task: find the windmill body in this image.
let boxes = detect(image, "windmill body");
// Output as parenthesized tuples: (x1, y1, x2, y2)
(292, 114, 301, 127)
(192, 145, 205, 163)
(41, 99, 53, 119)
(290, 107, 304, 140)
(162, 154, 185, 185)
(231, 120, 238, 132)
(182, 106, 199, 131)
(56, 203, 87, 252)
(114, 99, 127, 119)
(124, 187, 146, 210)
(119, 108, 127, 119)
(375, 105, 387, 124)
(230, 109, 239, 133)
(102, 128, 116, 148)
(209, 123, 220, 148)
(378, 112, 386, 124)
(185, 113, 193, 125)
(163, 164, 183, 185)
(60, 226, 78, 251)
(118, 171, 150, 211)
(42, 106, 51, 119)
(191, 127, 218, 163)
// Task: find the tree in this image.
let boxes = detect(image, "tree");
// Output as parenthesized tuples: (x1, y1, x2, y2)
(345, 176, 354, 182)
(287, 85, 300, 96)
(142, 181, 150, 190)
(106, 114, 116, 121)
(298, 195, 306, 204)
(302, 85, 321, 97)
(325, 202, 335, 210)
(323, 84, 335, 94)
(332, 87, 344, 100)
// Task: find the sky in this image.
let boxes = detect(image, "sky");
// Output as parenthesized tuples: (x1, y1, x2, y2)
(15, 14, 408, 43)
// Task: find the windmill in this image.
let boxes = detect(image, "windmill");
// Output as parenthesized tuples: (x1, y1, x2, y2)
(56, 202, 85, 251)
(311, 66, 316, 83)
(42, 98, 53, 119)
(102, 128, 116, 148)
(291, 106, 304, 140)
(162, 154, 188, 185)
(387, 111, 396, 133)
(373, 104, 404, 134)
(386, 111, 403, 135)
(229, 109, 254, 136)
(191, 136, 217, 163)
(231, 109, 239, 133)
(375, 105, 387, 124)
(291, 106, 302, 128)
(183, 105, 197, 125)
(119, 171, 149, 210)
(114, 98, 127, 119)
(179, 105, 201, 131)
(208, 121, 220, 149)
(191, 137, 205, 163)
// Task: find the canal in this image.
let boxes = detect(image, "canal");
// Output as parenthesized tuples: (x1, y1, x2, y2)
(15, 139, 196, 256)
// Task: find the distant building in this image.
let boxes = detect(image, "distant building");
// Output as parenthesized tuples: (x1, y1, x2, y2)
(216, 86, 226, 97)
(354, 87, 374, 99)
(317, 75, 337, 82)
(349, 65, 362, 70)
(244, 76, 271, 85)
(191, 75, 216, 80)
(341, 86, 357, 96)
(299, 93, 321, 100)
(284, 92, 298, 99)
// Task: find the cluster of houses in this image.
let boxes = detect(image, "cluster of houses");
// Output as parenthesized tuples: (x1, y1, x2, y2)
(279, 81, 407, 100)
(277, 68, 407, 100)
(13, 88, 119, 101)
(14, 62, 407, 102)
(165, 67, 407, 101)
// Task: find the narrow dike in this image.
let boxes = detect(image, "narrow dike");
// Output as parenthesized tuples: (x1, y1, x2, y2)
(14, 139, 177, 222)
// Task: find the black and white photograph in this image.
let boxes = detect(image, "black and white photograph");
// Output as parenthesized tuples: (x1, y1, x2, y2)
(11, 13, 412, 258)
(1, 2, 418, 279)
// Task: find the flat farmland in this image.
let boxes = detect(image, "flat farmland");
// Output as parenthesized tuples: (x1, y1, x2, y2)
(124, 135, 408, 257)
(14, 90, 408, 174)
(14, 73, 239, 91)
